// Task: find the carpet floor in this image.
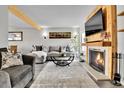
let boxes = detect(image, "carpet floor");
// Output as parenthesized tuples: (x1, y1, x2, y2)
(30, 61, 99, 88)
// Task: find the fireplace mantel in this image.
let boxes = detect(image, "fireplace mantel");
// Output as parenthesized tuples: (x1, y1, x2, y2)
(82, 41, 111, 47)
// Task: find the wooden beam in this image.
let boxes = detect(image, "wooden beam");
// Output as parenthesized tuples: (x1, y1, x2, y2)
(118, 29, 124, 32)
(8, 5, 42, 31)
(117, 11, 124, 16)
(108, 6, 117, 79)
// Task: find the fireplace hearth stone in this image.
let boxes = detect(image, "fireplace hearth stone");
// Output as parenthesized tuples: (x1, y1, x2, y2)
(83, 63, 110, 81)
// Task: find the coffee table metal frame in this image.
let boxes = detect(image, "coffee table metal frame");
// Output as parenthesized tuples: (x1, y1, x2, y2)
(50, 54, 74, 66)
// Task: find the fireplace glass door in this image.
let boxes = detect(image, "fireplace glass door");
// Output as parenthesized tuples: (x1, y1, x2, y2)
(89, 49, 105, 74)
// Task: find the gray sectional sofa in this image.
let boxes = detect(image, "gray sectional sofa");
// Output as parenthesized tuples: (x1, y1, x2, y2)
(0, 48, 35, 88)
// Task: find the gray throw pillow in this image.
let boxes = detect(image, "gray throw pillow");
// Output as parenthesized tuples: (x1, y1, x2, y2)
(35, 45, 42, 51)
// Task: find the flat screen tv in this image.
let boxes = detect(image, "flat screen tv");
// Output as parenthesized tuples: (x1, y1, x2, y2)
(85, 9, 104, 36)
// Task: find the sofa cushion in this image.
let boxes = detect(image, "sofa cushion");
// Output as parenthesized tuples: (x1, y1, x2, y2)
(49, 46, 60, 52)
(66, 45, 71, 52)
(0, 71, 11, 88)
(3, 65, 32, 87)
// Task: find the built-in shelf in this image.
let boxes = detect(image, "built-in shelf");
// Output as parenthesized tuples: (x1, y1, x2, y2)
(82, 41, 111, 47)
(118, 11, 124, 16)
(118, 29, 124, 32)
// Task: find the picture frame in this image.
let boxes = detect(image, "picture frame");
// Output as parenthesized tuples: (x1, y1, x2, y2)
(8, 32, 23, 41)
(49, 32, 71, 39)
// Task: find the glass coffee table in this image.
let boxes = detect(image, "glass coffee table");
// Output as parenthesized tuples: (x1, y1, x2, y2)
(49, 52, 74, 66)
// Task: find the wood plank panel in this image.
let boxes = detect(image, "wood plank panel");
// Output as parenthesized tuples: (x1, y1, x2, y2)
(86, 33, 103, 42)
(108, 6, 117, 79)
(82, 41, 111, 47)
(86, 46, 88, 64)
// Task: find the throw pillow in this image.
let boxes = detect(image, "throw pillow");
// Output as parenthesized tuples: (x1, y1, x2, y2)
(1, 52, 23, 69)
(42, 46, 48, 52)
(61, 47, 66, 52)
(59, 46, 61, 52)
(35, 45, 42, 51)
(0, 48, 8, 69)
(49, 46, 52, 52)
(66, 45, 70, 52)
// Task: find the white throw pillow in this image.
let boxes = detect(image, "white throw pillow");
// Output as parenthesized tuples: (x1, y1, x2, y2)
(1, 52, 23, 69)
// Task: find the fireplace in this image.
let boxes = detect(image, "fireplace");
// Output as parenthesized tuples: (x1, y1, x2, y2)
(89, 48, 105, 74)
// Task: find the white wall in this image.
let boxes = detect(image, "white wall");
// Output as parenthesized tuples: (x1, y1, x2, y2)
(117, 5, 124, 31)
(79, 20, 87, 54)
(117, 5, 124, 85)
(117, 5, 124, 54)
(0, 6, 8, 48)
(118, 32, 124, 54)
(8, 27, 79, 54)
(8, 27, 42, 54)
(41, 27, 79, 46)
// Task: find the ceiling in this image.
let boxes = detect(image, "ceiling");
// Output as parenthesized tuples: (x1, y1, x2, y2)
(8, 5, 96, 29)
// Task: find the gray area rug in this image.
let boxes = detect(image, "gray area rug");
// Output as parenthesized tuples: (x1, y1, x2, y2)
(30, 61, 99, 88)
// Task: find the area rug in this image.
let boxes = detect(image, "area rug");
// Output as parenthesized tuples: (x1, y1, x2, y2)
(30, 61, 99, 88)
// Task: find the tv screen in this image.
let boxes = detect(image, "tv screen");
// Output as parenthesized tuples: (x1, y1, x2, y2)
(85, 9, 104, 36)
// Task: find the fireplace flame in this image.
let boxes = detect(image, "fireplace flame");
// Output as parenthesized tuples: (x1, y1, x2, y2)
(95, 53, 104, 66)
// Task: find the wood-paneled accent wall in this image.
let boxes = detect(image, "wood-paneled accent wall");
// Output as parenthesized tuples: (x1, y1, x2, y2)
(85, 5, 117, 79)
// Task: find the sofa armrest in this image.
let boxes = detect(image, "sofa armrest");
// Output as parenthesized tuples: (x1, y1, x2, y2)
(22, 55, 35, 79)
(22, 55, 35, 66)
(0, 70, 11, 88)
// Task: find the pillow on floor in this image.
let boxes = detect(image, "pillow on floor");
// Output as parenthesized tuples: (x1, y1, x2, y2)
(1, 52, 23, 69)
